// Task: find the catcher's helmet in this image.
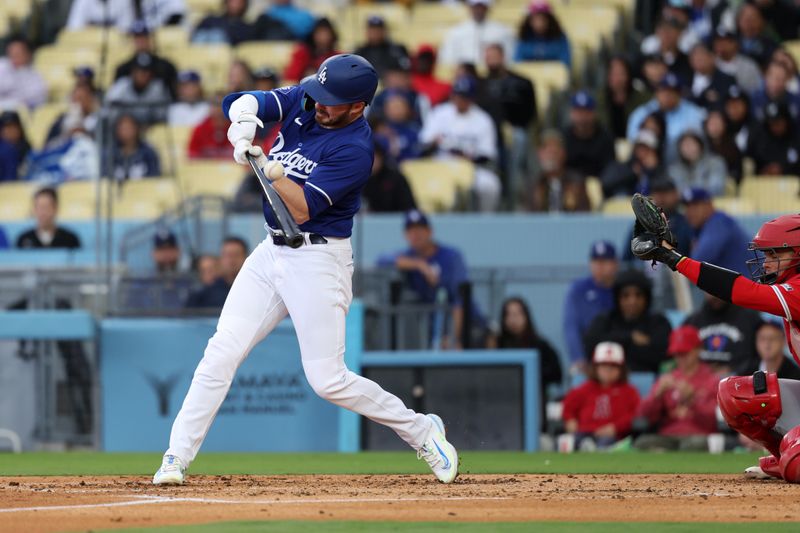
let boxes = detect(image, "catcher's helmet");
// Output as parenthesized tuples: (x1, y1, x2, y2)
(747, 214, 800, 284)
(300, 54, 378, 107)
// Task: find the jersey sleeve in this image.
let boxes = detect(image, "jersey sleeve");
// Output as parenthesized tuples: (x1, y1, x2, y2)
(221, 86, 302, 124)
(733, 279, 800, 321)
(677, 257, 799, 319)
(303, 145, 372, 218)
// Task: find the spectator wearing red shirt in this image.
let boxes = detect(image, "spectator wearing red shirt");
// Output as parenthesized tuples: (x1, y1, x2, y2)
(635, 325, 720, 451)
(283, 18, 340, 82)
(188, 94, 230, 159)
(410, 45, 451, 107)
(562, 341, 640, 449)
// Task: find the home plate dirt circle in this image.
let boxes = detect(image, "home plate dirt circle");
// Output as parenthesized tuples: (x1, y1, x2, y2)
(3, 474, 800, 531)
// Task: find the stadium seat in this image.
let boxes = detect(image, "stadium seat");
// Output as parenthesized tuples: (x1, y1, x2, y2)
(178, 160, 244, 197)
(0, 182, 36, 221)
(146, 124, 194, 176)
(343, 3, 411, 30)
(399, 25, 449, 52)
(233, 41, 296, 75)
(615, 139, 631, 162)
(29, 103, 68, 150)
(556, 6, 619, 49)
(400, 158, 474, 212)
(154, 26, 189, 49)
(740, 175, 800, 214)
(56, 28, 127, 48)
(585, 176, 603, 212)
(57, 180, 110, 220)
(119, 177, 181, 211)
(184, 0, 220, 16)
(113, 197, 167, 219)
(785, 40, 800, 67)
(713, 196, 756, 216)
(162, 45, 232, 93)
(34, 46, 102, 102)
(601, 196, 632, 215)
(512, 62, 569, 118)
(410, 3, 467, 25)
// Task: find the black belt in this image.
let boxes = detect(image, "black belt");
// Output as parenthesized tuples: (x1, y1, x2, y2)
(272, 233, 328, 246)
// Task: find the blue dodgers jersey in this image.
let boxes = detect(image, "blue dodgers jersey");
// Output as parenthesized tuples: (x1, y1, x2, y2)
(222, 86, 373, 237)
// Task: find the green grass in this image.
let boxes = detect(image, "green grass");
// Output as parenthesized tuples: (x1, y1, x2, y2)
(0, 451, 764, 477)
(102, 522, 800, 533)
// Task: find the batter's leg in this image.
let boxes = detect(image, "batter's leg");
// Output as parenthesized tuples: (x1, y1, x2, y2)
(165, 240, 288, 466)
(278, 244, 433, 449)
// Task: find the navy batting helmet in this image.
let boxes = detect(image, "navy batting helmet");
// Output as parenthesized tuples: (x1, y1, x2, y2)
(300, 54, 379, 107)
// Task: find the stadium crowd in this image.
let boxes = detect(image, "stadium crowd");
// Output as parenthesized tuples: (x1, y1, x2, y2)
(1, 0, 800, 451)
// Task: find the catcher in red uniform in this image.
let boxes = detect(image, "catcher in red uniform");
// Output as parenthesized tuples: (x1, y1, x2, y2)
(631, 193, 800, 482)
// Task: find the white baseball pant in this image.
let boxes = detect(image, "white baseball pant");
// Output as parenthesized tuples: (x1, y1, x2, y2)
(165, 235, 433, 465)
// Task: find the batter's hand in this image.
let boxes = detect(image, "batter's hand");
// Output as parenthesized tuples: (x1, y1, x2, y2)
(237, 144, 268, 170)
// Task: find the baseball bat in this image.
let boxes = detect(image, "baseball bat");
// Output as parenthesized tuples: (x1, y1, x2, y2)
(246, 153, 304, 249)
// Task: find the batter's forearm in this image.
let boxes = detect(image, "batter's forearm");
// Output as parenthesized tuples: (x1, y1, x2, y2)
(272, 179, 310, 224)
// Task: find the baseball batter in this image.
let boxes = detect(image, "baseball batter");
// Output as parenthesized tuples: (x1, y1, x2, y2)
(631, 195, 800, 482)
(153, 54, 458, 485)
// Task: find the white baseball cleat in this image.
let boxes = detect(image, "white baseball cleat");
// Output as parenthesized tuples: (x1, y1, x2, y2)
(744, 465, 772, 479)
(418, 413, 458, 484)
(153, 455, 186, 485)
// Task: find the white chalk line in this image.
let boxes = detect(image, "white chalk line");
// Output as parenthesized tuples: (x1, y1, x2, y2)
(0, 495, 509, 514)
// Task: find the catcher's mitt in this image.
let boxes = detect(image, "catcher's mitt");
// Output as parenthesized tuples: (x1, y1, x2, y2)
(630, 193, 684, 270)
(630, 193, 676, 248)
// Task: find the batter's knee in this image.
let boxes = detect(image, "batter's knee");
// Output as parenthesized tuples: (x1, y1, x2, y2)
(303, 358, 350, 401)
(718, 372, 783, 457)
(195, 323, 252, 385)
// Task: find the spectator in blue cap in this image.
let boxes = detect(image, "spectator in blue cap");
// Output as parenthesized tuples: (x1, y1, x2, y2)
(682, 187, 750, 274)
(120, 228, 191, 311)
(712, 26, 762, 94)
(626, 72, 705, 164)
(73, 66, 95, 89)
(168, 70, 210, 127)
(377, 210, 486, 349)
(563, 90, 616, 178)
(152, 229, 180, 273)
(747, 100, 800, 176)
(563, 240, 619, 374)
(354, 15, 410, 79)
(114, 20, 178, 98)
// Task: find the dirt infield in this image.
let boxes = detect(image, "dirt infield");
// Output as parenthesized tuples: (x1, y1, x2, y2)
(2, 473, 800, 531)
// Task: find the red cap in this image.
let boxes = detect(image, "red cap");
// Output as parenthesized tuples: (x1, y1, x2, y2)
(667, 325, 702, 356)
(529, 0, 552, 14)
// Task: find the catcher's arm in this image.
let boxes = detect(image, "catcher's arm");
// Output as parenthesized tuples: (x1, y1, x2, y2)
(630, 194, 790, 317)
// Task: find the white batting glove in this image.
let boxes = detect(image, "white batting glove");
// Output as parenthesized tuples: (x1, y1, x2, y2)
(227, 94, 265, 165)
(232, 141, 268, 168)
(228, 122, 257, 164)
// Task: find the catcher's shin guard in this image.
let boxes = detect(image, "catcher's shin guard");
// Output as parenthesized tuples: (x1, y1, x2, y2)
(718, 371, 783, 457)
(780, 426, 800, 482)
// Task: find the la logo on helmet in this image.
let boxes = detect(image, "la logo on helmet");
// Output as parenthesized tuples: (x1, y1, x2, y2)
(318, 66, 327, 85)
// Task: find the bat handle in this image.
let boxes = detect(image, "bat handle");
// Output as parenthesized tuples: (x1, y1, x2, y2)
(286, 234, 304, 249)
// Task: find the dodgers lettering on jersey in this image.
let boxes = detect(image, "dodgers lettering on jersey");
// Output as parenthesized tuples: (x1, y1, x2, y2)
(222, 86, 373, 237)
